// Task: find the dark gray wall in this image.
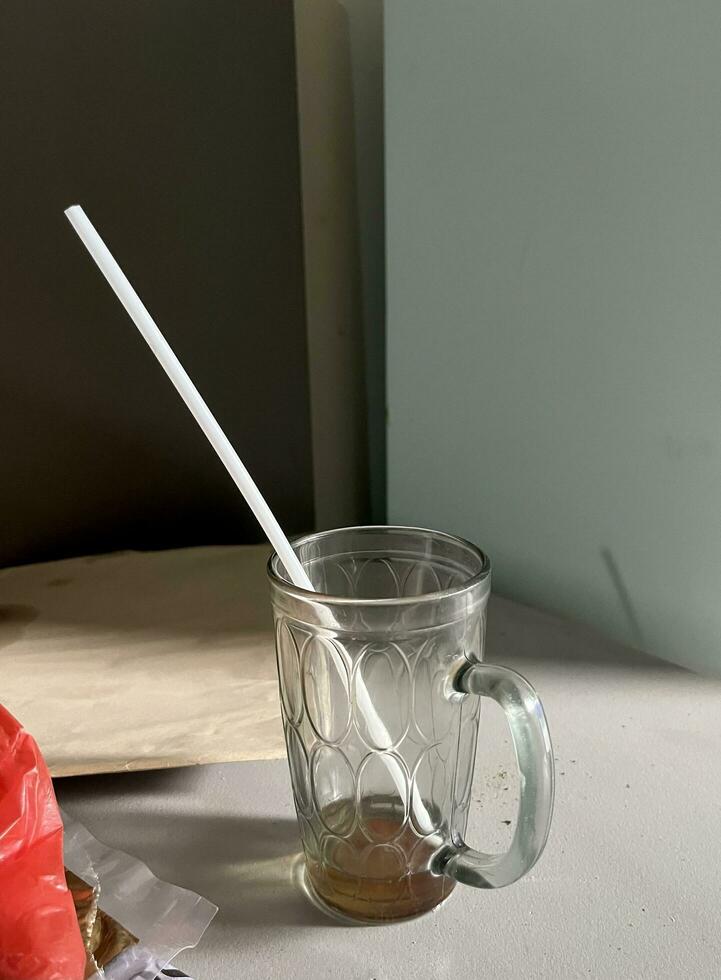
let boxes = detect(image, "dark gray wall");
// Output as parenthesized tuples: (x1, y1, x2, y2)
(337, 0, 386, 523)
(295, 0, 371, 531)
(0, 0, 315, 566)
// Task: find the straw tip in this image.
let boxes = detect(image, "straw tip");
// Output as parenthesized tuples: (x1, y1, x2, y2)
(64, 204, 82, 218)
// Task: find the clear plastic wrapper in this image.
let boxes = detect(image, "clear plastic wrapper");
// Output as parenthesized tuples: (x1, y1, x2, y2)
(62, 812, 217, 980)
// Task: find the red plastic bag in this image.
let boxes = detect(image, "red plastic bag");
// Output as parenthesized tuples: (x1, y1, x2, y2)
(0, 704, 86, 980)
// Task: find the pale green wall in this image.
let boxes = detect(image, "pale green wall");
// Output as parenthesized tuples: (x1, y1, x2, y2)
(387, 1, 721, 673)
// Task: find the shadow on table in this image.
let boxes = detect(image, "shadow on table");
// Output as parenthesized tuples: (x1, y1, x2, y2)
(57, 769, 341, 930)
(157, 812, 331, 929)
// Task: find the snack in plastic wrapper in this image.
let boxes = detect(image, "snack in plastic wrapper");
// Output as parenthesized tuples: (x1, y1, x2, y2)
(62, 812, 217, 980)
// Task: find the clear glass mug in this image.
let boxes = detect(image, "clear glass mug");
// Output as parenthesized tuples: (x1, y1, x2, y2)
(268, 527, 554, 923)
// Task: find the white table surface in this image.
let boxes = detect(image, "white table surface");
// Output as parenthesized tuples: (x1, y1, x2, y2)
(56, 596, 721, 979)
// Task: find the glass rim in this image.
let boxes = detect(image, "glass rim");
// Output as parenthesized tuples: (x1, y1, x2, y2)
(267, 524, 491, 607)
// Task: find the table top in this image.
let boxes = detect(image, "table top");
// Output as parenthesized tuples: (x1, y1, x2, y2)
(57, 597, 721, 979)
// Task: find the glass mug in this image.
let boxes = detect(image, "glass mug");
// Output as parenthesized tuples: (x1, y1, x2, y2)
(268, 527, 554, 923)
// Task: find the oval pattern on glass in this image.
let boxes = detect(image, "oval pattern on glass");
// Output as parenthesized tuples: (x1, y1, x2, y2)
(297, 814, 319, 862)
(364, 844, 406, 902)
(411, 745, 449, 835)
(276, 620, 303, 726)
(302, 636, 351, 744)
(357, 751, 409, 842)
(354, 643, 411, 751)
(320, 837, 361, 901)
(355, 557, 401, 599)
(320, 558, 354, 598)
(412, 641, 456, 743)
(286, 724, 312, 817)
(322, 835, 360, 876)
(402, 561, 442, 597)
(311, 744, 356, 836)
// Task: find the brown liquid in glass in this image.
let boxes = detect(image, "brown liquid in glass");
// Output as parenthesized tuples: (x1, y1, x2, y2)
(305, 802, 454, 922)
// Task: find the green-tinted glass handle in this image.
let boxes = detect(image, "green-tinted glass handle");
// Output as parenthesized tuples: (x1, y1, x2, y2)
(441, 662, 555, 889)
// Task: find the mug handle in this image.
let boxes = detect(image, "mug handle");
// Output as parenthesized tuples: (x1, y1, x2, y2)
(439, 662, 555, 889)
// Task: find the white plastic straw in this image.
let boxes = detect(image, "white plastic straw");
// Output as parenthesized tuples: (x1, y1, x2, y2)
(65, 205, 433, 834)
(64, 205, 312, 592)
